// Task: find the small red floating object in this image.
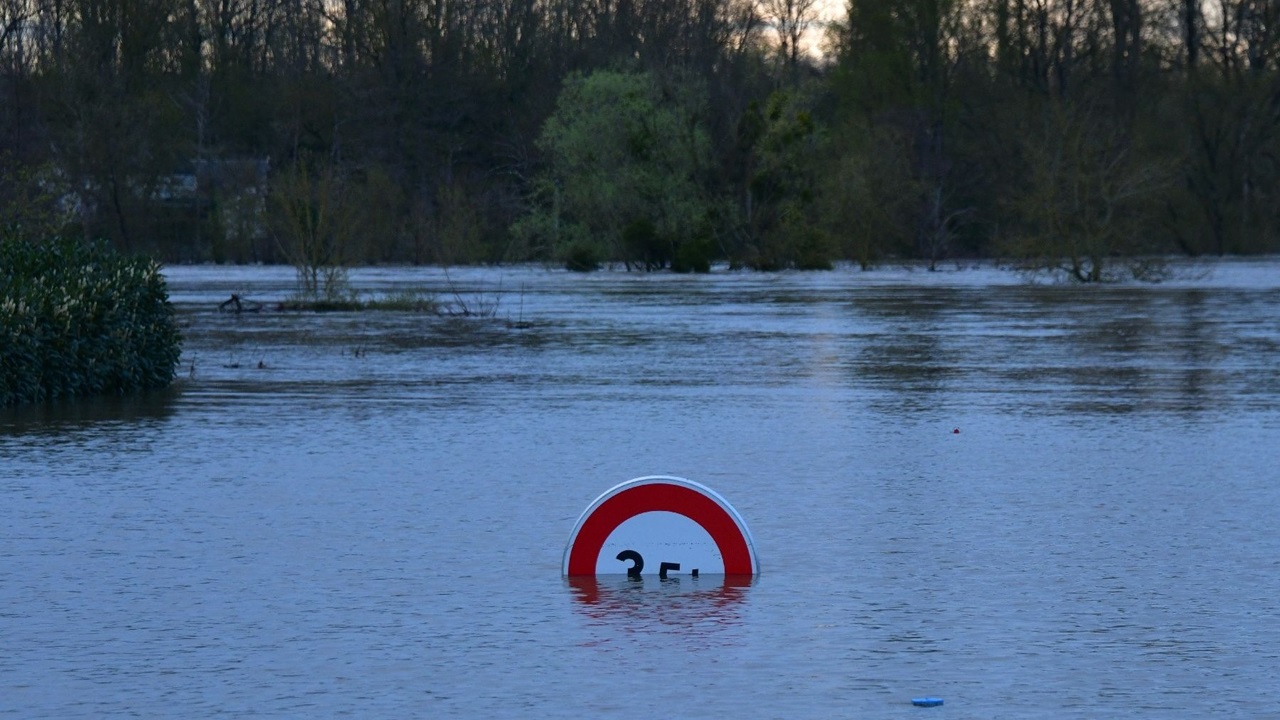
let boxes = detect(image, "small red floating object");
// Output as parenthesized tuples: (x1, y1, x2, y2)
(952, 427, 960, 434)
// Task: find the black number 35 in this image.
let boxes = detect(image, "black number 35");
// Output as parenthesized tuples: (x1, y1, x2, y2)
(615, 549, 690, 578)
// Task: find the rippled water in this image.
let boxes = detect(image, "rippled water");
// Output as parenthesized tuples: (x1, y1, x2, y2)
(3, 260, 1279, 718)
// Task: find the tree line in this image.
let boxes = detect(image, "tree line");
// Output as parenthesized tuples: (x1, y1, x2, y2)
(1, 0, 1277, 279)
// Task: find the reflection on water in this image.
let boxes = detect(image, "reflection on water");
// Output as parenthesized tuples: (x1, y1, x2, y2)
(0, 389, 179, 438)
(567, 575, 753, 634)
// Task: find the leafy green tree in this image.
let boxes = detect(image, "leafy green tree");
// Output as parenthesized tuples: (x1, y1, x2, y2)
(827, 0, 969, 265)
(734, 88, 834, 269)
(814, 123, 922, 268)
(516, 68, 716, 270)
(1000, 98, 1175, 282)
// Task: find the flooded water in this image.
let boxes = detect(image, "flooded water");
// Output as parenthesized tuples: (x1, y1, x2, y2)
(3, 260, 1279, 718)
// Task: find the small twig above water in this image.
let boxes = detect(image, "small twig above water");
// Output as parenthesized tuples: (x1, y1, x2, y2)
(218, 294, 263, 313)
(438, 268, 503, 318)
(506, 283, 533, 328)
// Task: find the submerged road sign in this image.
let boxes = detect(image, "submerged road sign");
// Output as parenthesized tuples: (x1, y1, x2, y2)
(562, 475, 760, 577)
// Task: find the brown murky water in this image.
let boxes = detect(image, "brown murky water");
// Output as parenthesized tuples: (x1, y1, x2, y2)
(3, 261, 1278, 717)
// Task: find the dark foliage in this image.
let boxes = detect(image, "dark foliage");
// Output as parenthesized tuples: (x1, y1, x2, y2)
(0, 0, 1276, 276)
(1, 236, 182, 407)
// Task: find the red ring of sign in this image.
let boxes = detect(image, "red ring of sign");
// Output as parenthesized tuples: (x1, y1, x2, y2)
(565, 482, 755, 576)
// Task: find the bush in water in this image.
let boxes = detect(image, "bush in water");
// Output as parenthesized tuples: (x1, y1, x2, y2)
(1, 236, 182, 407)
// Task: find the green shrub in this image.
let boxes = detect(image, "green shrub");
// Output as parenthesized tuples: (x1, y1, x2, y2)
(672, 235, 714, 273)
(1, 236, 182, 407)
(562, 241, 602, 272)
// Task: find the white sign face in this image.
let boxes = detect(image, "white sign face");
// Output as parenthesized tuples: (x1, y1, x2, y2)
(562, 475, 759, 577)
(596, 511, 723, 576)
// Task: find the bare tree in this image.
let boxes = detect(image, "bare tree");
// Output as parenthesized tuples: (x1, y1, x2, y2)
(763, 0, 817, 74)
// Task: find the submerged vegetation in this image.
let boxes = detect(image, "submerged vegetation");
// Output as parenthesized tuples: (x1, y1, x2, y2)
(231, 280, 503, 317)
(272, 289, 441, 313)
(1, 236, 182, 407)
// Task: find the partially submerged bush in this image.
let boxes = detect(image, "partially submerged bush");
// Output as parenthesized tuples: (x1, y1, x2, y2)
(672, 235, 714, 273)
(1, 237, 182, 407)
(562, 241, 602, 272)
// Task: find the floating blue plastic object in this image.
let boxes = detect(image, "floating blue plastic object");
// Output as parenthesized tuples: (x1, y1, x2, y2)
(911, 697, 944, 707)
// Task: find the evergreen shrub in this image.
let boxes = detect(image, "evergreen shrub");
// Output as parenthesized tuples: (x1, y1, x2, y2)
(1, 236, 182, 407)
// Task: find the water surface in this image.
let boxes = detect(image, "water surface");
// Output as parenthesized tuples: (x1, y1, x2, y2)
(3, 260, 1278, 717)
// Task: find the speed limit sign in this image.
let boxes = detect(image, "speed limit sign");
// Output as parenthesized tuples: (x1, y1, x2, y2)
(562, 476, 759, 578)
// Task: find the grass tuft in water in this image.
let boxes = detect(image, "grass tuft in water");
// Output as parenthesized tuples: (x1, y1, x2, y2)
(276, 289, 439, 313)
